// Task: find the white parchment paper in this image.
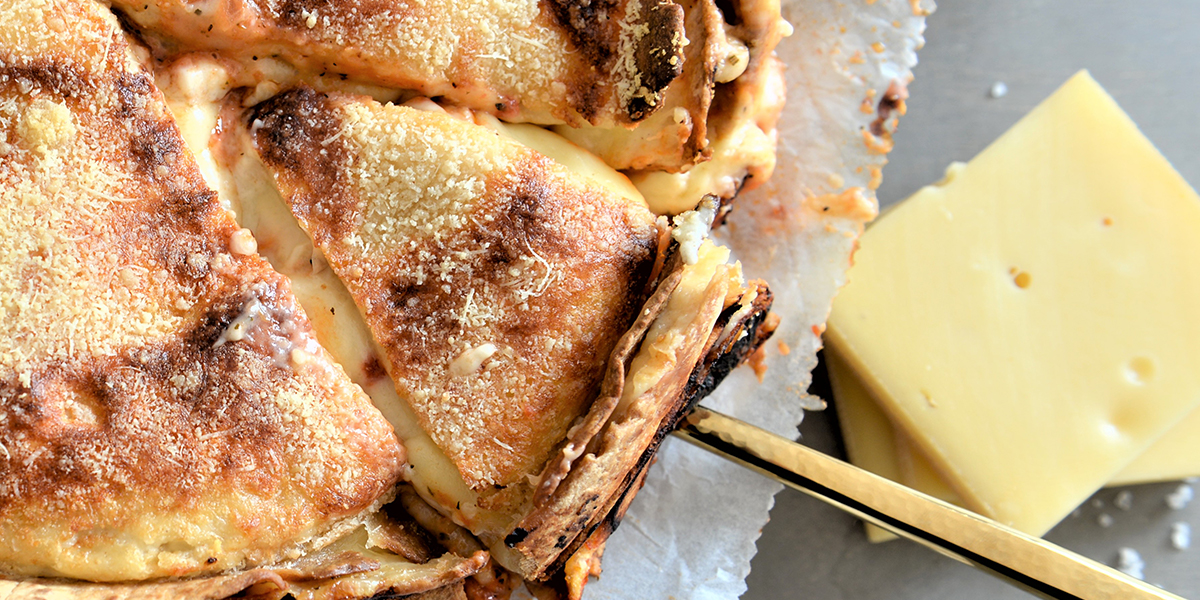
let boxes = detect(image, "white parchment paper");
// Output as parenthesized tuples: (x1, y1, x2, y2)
(586, 1, 933, 598)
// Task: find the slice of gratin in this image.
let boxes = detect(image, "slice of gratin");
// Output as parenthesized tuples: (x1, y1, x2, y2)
(230, 87, 775, 584)
(0, 1, 486, 597)
(108, 0, 784, 181)
(245, 87, 666, 504)
(108, 0, 685, 127)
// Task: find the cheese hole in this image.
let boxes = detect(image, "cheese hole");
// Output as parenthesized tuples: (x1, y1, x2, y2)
(1101, 216, 1114, 227)
(1008, 267, 1032, 289)
(1124, 356, 1155, 385)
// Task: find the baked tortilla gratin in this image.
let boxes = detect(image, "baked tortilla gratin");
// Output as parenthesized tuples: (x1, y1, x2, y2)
(0, 0, 787, 598)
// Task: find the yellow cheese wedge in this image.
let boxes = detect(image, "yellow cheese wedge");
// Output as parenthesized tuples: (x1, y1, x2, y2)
(825, 70, 1200, 537)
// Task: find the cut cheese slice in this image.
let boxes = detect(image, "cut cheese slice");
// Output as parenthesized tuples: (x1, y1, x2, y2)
(826, 70, 1200, 537)
(830, 346, 1200, 543)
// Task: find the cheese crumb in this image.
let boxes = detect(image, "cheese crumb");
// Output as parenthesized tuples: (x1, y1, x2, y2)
(214, 298, 265, 346)
(671, 196, 718, 265)
(18, 98, 75, 152)
(1170, 522, 1191, 551)
(1166, 483, 1193, 510)
(1114, 490, 1134, 511)
(301, 8, 318, 28)
(230, 228, 258, 255)
(1097, 513, 1113, 528)
(449, 343, 498, 376)
(1115, 547, 1145, 580)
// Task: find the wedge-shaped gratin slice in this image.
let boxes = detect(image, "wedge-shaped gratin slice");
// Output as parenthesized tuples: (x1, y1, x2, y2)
(109, 0, 685, 127)
(236, 87, 776, 586)
(246, 87, 665, 505)
(0, 2, 490, 597)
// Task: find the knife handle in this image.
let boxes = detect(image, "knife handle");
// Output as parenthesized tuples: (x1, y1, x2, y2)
(673, 407, 1182, 600)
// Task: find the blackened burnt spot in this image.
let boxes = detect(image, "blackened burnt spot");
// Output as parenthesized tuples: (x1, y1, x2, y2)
(871, 79, 909, 137)
(1, 376, 39, 430)
(714, 0, 741, 26)
(546, 0, 621, 123)
(385, 281, 427, 313)
(618, 225, 661, 309)
(249, 87, 340, 171)
(546, 0, 620, 70)
(505, 527, 530, 546)
(378, 277, 459, 366)
(0, 376, 31, 402)
(484, 160, 567, 260)
(274, 0, 390, 30)
(183, 295, 248, 349)
(624, 1, 684, 121)
(548, 0, 683, 122)
(74, 369, 114, 414)
(274, 0, 328, 28)
(1, 61, 88, 99)
(42, 438, 102, 490)
(248, 87, 356, 241)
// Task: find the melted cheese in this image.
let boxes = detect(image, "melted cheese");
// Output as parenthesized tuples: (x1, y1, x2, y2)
(631, 117, 776, 215)
(474, 112, 647, 207)
(620, 240, 735, 410)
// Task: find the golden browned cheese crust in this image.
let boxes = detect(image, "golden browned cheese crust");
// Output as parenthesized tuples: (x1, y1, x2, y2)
(247, 89, 661, 497)
(109, 0, 685, 127)
(0, 0, 404, 582)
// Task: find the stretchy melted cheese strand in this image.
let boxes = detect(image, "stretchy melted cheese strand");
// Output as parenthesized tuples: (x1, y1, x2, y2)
(826, 71, 1200, 536)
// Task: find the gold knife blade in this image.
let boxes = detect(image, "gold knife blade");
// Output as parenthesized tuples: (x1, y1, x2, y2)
(672, 406, 1182, 600)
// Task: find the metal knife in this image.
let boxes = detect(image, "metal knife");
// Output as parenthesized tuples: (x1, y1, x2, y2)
(673, 407, 1182, 600)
